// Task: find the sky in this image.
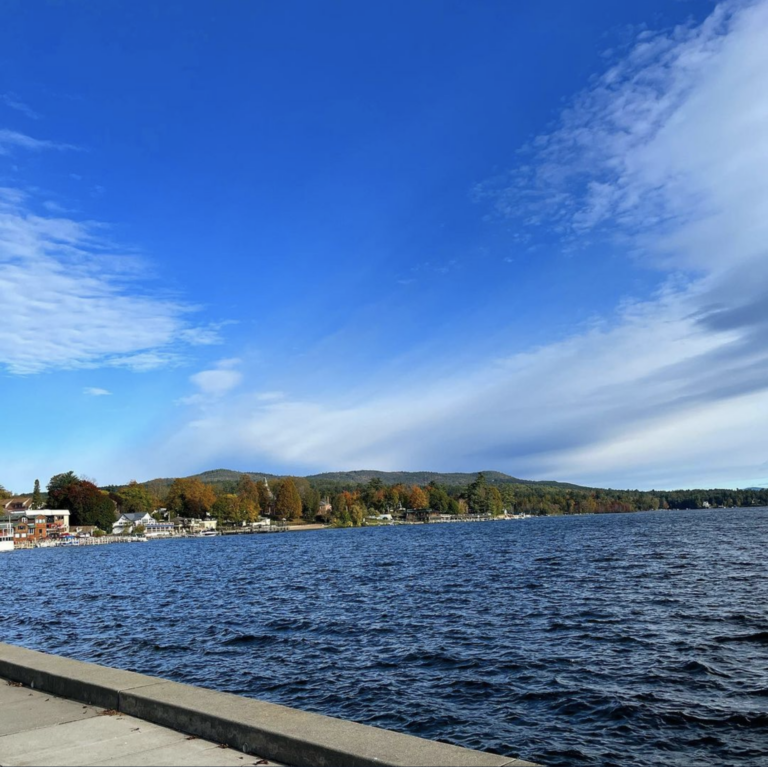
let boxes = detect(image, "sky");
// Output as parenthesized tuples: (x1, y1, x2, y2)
(2, 0, 768, 492)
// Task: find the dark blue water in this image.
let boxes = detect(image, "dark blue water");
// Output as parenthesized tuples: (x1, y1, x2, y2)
(2, 509, 767, 766)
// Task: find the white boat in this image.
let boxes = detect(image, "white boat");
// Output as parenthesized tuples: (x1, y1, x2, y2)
(195, 529, 218, 537)
(1, 523, 14, 553)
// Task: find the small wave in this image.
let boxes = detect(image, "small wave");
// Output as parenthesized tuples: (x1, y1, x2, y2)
(265, 618, 312, 632)
(678, 660, 729, 677)
(151, 642, 190, 652)
(714, 631, 768, 645)
(222, 633, 274, 646)
(401, 650, 478, 669)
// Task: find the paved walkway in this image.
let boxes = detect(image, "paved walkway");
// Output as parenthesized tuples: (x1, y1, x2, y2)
(0, 679, 282, 767)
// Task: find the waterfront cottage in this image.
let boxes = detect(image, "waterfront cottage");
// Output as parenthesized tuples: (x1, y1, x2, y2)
(112, 512, 154, 535)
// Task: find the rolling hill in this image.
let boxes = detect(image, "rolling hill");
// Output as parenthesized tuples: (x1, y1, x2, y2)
(139, 468, 588, 494)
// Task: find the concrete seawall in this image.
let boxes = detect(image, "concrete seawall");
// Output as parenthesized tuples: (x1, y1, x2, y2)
(0, 643, 536, 767)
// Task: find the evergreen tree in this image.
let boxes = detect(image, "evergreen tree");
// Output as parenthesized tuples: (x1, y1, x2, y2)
(467, 472, 488, 514)
(488, 486, 504, 516)
(427, 482, 449, 512)
(31, 479, 43, 509)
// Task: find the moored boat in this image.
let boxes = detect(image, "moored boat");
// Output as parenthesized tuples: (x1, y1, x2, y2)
(1, 522, 14, 552)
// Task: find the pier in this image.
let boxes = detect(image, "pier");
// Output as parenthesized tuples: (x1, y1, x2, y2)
(0, 643, 535, 767)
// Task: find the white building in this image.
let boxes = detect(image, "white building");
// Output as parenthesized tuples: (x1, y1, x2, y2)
(112, 512, 155, 535)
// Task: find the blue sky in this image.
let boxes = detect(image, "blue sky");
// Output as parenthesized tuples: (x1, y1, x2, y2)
(2, 0, 768, 492)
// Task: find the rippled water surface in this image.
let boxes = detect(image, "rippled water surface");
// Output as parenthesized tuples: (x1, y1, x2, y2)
(3, 509, 768, 766)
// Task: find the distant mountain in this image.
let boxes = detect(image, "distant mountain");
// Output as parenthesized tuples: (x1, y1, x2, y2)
(140, 468, 588, 493)
(304, 469, 587, 489)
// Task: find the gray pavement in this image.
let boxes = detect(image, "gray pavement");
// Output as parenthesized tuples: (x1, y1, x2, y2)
(0, 679, 282, 767)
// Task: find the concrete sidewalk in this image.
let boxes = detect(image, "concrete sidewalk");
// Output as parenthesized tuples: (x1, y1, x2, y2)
(0, 679, 281, 767)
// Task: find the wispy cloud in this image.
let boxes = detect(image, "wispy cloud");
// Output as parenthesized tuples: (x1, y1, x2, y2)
(83, 387, 111, 397)
(0, 93, 40, 120)
(0, 128, 75, 155)
(159, 0, 768, 489)
(0, 168, 223, 375)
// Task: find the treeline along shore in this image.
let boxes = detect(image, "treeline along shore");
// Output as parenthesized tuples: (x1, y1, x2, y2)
(3, 468, 767, 536)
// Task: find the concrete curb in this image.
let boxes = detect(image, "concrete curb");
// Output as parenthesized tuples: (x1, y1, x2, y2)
(0, 643, 536, 767)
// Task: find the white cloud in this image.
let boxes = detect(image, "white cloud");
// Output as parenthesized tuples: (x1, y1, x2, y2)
(158, 0, 768, 489)
(180, 359, 243, 404)
(83, 387, 111, 396)
(189, 368, 243, 396)
(0, 128, 75, 155)
(0, 181, 223, 374)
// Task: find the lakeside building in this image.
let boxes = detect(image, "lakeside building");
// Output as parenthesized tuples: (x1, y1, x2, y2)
(3, 497, 34, 513)
(112, 512, 153, 534)
(6, 509, 70, 542)
(112, 512, 174, 536)
(172, 517, 218, 533)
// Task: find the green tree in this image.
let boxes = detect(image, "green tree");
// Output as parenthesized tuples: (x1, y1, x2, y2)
(487, 486, 504, 516)
(47, 471, 79, 503)
(301, 486, 321, 521)
(117, 481, 156, 514)
(467, 473, 488, 514)
(349, 502, 366, 526)
(427, 482, 449, 512)
(275, 477, 303, 521)
(0, 485, 11, 500)
(331, 493, 351, 526)
(31, 479, 43, 509)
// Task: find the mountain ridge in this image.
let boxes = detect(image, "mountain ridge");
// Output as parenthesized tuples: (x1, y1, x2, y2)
(139, 468, 589, 493)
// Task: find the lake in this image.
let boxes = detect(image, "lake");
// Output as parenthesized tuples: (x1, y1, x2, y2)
(2, 509, 767, 766)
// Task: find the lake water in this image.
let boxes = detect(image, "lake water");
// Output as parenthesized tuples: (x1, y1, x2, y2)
(2, 509, 767, 766)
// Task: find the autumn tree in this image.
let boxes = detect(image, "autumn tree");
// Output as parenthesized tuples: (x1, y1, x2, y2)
(275, 477, 303, 521)
(212, 493, 259, 525)
(164, 478, 216, 519)
(256, 479, 273, 516)
(47, 473, 116, 530)
(408, 485, 429, 510)
(236, 475, 261, 517)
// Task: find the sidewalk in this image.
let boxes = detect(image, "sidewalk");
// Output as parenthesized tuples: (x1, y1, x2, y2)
(0, 679, 281, 767)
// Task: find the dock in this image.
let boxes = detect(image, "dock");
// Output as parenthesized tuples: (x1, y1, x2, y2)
(0, 643, 536, 767)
